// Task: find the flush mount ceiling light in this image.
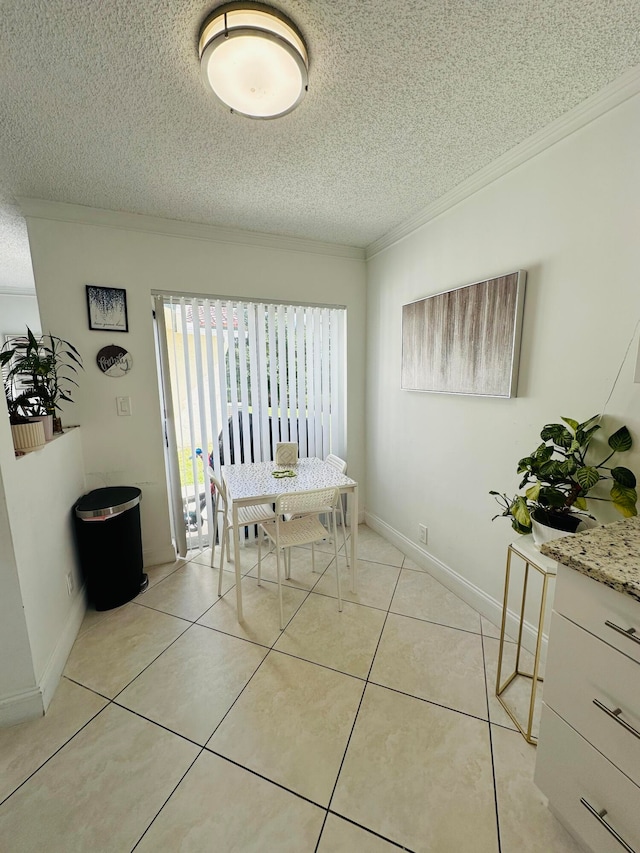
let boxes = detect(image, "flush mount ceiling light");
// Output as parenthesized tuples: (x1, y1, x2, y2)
(198, 3, 309, 119)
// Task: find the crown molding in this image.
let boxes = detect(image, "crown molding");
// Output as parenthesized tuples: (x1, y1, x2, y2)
(17, 199, 365, 261)
(0, 286, 36, 296)
(366, 65, 640, 259)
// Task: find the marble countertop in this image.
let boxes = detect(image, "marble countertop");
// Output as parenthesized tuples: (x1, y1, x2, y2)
(540, 515, 640, 602)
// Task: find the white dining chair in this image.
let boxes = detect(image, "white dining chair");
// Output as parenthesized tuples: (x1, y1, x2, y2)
(257, 487, 342, 630)
(207, 468, 275, 596)
(275, 442, 298, 467)
(324, 454, 350, 567)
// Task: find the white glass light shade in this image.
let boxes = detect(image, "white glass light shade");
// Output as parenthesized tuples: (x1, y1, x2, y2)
(199, 5, 308, 119)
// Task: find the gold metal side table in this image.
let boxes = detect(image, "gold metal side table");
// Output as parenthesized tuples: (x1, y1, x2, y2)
(496, 537, 558, 744)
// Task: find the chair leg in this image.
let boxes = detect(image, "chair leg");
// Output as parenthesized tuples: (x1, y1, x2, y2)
(257, 532, 262, 586)
(225, 527, 232, 564)
(339, 500, 350, 568)
(311, 543, 316, 573)
(333, 511, 342, 612)
(285, 547, 291, 580)
(210, 510, 218, 569)
(217, 521, 226, 597)
(275, 547, 284, 630)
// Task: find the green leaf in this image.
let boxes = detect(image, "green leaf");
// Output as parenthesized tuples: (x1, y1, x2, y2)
(608, 426, 632, 453)
(517, 456, 533, 474)
(541, 423, 573, 448)
(578, 415, 600, 431)
(611, 467, 637, 488)
(511, 518, 532, 535)
(534, 445, 554, 464)
(558, 458, 578, 476)
(574, 497, 588, 510)
(525, 483, 540, 501)
(610, 484, 638, 517)
(539, 459, 562, 478)
(511, 496, 531, 528)
(576, 466, 600, 490)
(538, 487, 567, 508)
(561, 417, 579, 432)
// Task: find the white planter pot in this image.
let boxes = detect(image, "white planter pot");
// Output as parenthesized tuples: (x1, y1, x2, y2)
(531, 513, 598, 546)
(11, 421, 46, 453)
(531, 518, 575, 546)
(28, 414, 54, 441)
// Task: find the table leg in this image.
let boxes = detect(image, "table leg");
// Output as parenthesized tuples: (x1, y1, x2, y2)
(350, 485, 358, 593)
(232, 503, 243, 621)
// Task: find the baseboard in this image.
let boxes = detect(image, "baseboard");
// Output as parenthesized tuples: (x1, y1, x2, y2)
(365, 511, 544, 655)
(143, 544, 176, 568)
(0, 686, 44, 727)
(39, 585, 87, 713)
(0, 585, 88, 727)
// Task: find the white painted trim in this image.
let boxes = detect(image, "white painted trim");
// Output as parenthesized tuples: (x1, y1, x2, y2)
(143, 544, 177, 568)
(365, 510, 544, 655)
(0, 287, 36, 296)
(0, 686, 43, 727)
(39, 586, 87, 713)
(0, 585, 88, 726)
(366, 65, 640, 259)
(17, 199, 365, 261)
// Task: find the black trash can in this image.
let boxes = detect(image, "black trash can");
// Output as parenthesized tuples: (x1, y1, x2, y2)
(74, 486, 148, 611)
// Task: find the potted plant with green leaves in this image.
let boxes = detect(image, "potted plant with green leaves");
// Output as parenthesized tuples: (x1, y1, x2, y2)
(491, 414, 637, 544)
(1, 328, 83, 445)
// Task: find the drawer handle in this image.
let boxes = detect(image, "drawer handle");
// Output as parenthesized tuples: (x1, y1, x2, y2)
(581, 798, 637, 853)
(605, 620, 640, 646)
(593, 699, 640, 740)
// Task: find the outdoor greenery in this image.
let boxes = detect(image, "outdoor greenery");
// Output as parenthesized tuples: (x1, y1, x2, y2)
(179, 446, 206, 487)
(491, 414, 638, 534)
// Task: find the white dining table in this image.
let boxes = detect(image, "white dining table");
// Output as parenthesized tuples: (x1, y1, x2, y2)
(222, 457, 359, 621)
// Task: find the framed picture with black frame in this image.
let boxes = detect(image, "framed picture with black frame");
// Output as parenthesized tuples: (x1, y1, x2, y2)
(86, 285, 129, 333)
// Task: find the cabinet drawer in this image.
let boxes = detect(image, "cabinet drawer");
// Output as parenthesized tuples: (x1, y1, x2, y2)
(535, 705, 640, 853)
(555, 565, 640, 666)
(544, 611, 640, 788)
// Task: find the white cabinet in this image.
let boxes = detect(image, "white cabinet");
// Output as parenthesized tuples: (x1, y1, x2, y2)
(535, 564, 640, 853)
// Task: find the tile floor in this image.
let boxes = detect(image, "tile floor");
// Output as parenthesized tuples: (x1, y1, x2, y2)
(0, 526, 584, 852)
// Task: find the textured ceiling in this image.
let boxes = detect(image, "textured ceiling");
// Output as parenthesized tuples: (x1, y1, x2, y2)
(1, 0, 639, 290)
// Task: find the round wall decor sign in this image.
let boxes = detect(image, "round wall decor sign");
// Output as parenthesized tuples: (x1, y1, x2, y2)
(96, 344, 133, 377)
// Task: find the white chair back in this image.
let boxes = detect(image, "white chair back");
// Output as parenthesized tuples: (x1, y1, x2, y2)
(325, 454, 347, 474)
(275, 442, 298, 467)
(275, 487, 338, 518)
(207, 467, 227, 504)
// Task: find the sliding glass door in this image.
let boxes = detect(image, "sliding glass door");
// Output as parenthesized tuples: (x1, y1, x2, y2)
(154, 294, 347, 554)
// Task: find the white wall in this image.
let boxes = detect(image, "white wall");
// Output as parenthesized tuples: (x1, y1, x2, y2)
(23, 211, 367, 566)
(365, 93, 640, 619)
(0, 292, 41, 336)
(0, 388, 85, 724)
(0, 421, 38, 722)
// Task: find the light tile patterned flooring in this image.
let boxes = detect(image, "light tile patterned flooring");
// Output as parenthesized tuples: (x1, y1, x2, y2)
(0, 525, 583, 852)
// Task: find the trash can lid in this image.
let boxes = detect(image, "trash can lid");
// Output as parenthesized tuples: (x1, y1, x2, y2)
(75, 486, 141, 519)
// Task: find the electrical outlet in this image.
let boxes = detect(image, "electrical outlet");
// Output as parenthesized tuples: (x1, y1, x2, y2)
(419, 524, 428, 544)
(66, 572, 74, 596)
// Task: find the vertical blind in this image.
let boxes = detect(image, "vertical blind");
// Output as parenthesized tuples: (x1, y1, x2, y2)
(154, 294, 347, 554)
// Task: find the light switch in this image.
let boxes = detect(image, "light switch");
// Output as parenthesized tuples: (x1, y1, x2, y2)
(116, 396, 132, 416)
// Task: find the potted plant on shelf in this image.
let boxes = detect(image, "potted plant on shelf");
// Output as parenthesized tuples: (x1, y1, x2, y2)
(1, 328, 83, 445)
(491, 414, 638, 545)
(3, 388, 47, 454)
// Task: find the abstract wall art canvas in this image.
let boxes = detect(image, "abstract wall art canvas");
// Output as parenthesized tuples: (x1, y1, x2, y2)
(86, 285, 129, 332)
(401, 270, 526, 397)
